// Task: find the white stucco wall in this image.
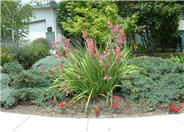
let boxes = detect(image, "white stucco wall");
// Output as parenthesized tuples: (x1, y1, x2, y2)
(27, 8, 58, 41)
(28, 20, 46, 41)
(179, 20, 184, 31)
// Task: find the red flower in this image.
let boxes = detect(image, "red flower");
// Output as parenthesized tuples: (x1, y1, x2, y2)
(142, 102, 145, 105)
(118, 100, 122, 103)
(94, 108, 100, 114)
(58, 103, 65, 108)
(50, 99, 55, 103)
(66, 100, 70, 103)
(112, 102, 119, 109)
(174, 105, 182, 113)
(116, 96, 119, 98)
(83, 98, 87, 105)
(73, 104, 76, 107)
(169, 103, 174, 111)
(112, 96, 115, 100)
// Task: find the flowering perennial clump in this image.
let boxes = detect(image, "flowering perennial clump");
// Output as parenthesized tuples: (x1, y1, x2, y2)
(51, 20, 137, 113)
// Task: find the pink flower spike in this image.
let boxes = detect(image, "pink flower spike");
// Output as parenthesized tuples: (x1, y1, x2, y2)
(59, 34, 63, 39)
(82, 29, 88, 39)
(121, 30, 126, 38)
(64, 89, 70, 96)
(77, 75, 81, 79)
(107, 76, 112, 81)
(113, 25, 119, 33)
(108, 20, 111, 25)
(99, 60, 102, 65)
(60, 82, 66, 88)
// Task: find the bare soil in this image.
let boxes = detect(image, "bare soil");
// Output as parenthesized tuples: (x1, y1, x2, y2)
(2, 98, 183, 118)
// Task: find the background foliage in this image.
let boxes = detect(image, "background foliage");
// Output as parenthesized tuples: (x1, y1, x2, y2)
(116, 1, 184, 53)
(57, 1, 121, 47)
(1, 0, 32, 42)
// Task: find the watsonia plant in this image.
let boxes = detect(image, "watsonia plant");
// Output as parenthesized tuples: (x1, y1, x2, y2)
(51, 21, 139, 113)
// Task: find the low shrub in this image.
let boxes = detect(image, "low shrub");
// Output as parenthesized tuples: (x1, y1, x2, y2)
(0, 47, 15, 65)
(170, 54, 184, 64)
(2, 42, 49, 69)
(0, 73, 10, 87)
(119, 56, 184, 109)
(31, 42, 49, 60)
(0, 87, 16, 108)
(0, 87, 66, 108)
(32, 38, 49, 48)
(7, 44, 37, 69)
(2, 61, 24, 75)
(1, 87, 66, 108)
(13, 68, 54, 89)
(32, 55, 66, 72)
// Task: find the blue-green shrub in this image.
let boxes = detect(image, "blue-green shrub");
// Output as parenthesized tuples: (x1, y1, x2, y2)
(11, 87, 66, 107)
(119, 56, 184, 109)
(32, 55, 66, 72)
(13, 68, 54, 89)
(2, 61, 24, 75)
(0, 87, 16, 108)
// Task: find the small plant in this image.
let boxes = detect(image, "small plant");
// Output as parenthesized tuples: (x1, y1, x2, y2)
(170, 54, 184, 64)
(169, 102, 183, 113)
(0, 47, 15, 65)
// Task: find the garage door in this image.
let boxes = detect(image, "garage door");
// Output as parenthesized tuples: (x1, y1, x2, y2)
(27, 20, 46, 41)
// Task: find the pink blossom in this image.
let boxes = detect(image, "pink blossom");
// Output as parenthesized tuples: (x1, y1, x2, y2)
(59, 34, 63, 39)
(115, 45, 121, 61)
(121, 30, 126, 38)
(99, 60, 102, 66)
(107, 76, 112, 81)
(86, 38, 95, 56)
(104, 76, 108, 80)
(82, 29, 88, 39)
(117, 37, 123, 45)
(104, 76, 112, 81)
(52, 44, 58, 49)
(77, 75, 81, 79)
(60, 82, 66, 88)
(64, 89, 70, 96)
(113, 25, 119, 33)
(63, 39, 70, 56)
(56, 53, 62, 59)
(51, 67, 56, 74)
(107, 20, 113, 29)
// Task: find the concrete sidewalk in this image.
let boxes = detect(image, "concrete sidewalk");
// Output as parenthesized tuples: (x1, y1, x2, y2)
(0, 112, 184, 132)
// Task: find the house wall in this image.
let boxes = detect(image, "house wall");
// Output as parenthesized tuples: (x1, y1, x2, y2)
(28, 8, 58, 41)
(179, 20, 184, 31)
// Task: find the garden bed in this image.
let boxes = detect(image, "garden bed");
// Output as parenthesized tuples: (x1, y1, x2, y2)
(1, 98, 184, 118)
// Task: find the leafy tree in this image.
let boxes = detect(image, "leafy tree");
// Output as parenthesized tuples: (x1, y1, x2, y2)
(56, 1, 121, 47)
(116, 1, 184, 53)
(1, 0, 32, 42)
